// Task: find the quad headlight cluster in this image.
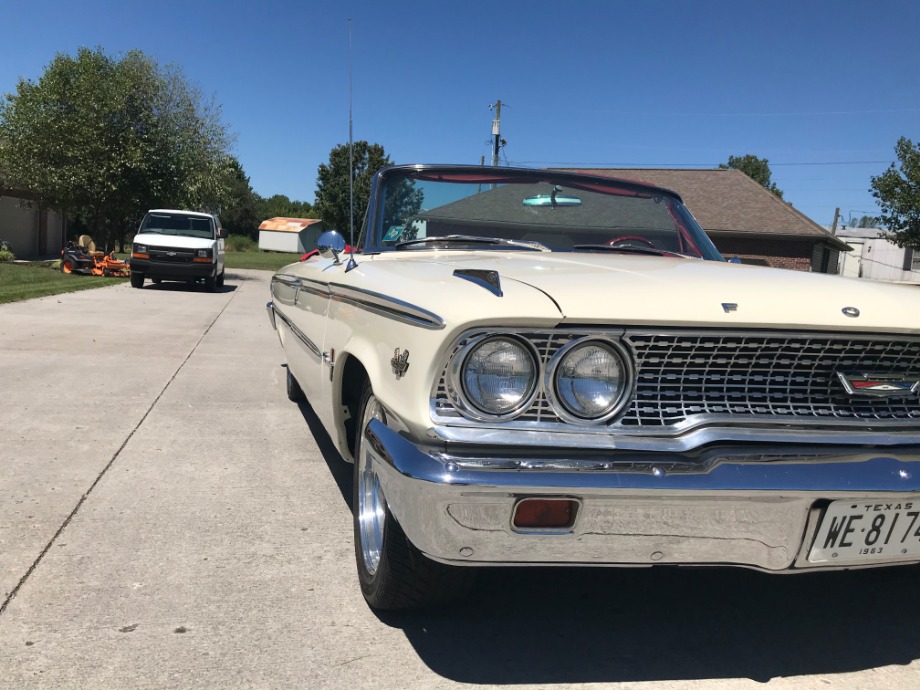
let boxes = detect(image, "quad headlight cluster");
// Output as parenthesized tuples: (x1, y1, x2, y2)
(449, 335, 632, 424)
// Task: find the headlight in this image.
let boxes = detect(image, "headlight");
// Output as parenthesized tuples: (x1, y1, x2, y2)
(133, 244, 147, 253)
(548, 339, 630, 423)
(454, 336, 538, 418)
(197, 249, 211, 258)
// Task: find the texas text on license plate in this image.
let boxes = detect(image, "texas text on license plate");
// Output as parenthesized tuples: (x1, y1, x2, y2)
(809, 500, 920, 564)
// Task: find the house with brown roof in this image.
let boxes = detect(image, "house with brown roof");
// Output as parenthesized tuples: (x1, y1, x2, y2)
(559, 168, 850, 273)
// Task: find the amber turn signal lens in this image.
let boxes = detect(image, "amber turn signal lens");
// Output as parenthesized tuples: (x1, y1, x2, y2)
(132, 252, 149, 259)
(513, 498, 578, 529)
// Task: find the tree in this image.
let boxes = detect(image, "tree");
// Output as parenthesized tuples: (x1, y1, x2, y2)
(0, 47, 233, 251)
(848, 215, 879, 229)
(870, 137, 920, 248)
(220, 157, 260, 238)
(254, 194, 315, 223)
(720, 154, 784, 199)
(314, 141, 393, 239)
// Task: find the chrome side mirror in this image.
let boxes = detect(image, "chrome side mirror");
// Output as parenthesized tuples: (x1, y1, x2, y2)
(317, 230, 347, 263)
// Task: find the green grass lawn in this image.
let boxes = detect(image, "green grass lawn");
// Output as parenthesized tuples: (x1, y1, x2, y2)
(224, 251, 301, 272)
(0, 262, 124, 305)
(0, 251, 300, 305)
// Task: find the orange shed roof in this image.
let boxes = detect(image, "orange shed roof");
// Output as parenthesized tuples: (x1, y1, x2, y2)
(258, 217, 322, 232)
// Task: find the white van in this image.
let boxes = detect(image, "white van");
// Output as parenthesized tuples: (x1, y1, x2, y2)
(131, 209, 226, 291)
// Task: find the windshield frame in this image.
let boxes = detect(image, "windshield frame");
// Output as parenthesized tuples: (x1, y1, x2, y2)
(360, 164, 725, 261)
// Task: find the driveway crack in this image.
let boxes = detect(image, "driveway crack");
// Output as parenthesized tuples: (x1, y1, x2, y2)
(0, 289, 240, 617)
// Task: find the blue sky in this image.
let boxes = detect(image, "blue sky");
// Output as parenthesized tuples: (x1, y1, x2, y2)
(2, 0, 918, 226)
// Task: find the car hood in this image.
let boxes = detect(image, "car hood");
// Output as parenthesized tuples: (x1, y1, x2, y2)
(134, 233, 214, 249)
(365, 251, 920, 333)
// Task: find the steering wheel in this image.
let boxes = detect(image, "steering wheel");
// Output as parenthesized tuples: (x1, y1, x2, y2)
(606, 235, 657, 248)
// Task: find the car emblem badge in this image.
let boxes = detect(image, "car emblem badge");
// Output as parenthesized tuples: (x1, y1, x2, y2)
(391, 349, 410, 378)
(842, 306, 860, 318)
(721, 303, 738, 313)
(836, 372, 920, 398)
(167, 251, 177, 257)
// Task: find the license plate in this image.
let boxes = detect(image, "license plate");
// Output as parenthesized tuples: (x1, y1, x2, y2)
(809, 500, 920, 564)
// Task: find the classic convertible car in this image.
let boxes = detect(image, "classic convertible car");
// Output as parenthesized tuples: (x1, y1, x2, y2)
(268, 164, 920, 610)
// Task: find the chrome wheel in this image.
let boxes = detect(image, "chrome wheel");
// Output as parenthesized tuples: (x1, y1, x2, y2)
(356, 394, 387, 576)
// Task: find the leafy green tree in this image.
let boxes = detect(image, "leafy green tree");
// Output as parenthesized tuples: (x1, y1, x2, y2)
(220, 157, 260, 238)
(314, 141, 394, 240)
(254, 193, 315, 223)
(0, 47, 233, 251)
(720, 154, 784, 199)
(871, 137, 920, 247)
(848, 215, 879, 229)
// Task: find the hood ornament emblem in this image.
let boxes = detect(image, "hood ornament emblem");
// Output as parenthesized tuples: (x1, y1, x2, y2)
(837, 372, 920, 398)
(721, 303, 738, 313)
(842, 306, 860, 318)
(391, 349, 410, 378)
(453, 269, 503, 297)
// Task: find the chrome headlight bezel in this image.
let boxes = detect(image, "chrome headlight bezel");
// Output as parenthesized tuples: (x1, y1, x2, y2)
(448, 334, 541, 421)
(544, 337, 633, 425)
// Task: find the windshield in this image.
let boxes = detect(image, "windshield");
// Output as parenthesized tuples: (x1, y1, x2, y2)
(366, 169, 723, 260)
(140, 212, 215, 239)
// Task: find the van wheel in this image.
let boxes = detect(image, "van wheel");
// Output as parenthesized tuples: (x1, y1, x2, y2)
(353, 383, 474, 610)
(204, 275, 216, 292)
(216, 271, 225, 288)
(130, 272, 144, 289)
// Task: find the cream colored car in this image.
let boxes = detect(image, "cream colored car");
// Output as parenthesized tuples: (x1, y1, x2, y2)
(268, 165, 920, 610)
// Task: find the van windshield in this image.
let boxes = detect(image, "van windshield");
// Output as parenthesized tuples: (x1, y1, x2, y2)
(141, 213, 214, 239)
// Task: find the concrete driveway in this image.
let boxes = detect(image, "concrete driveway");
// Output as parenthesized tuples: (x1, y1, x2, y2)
(2, 269, 920, 689)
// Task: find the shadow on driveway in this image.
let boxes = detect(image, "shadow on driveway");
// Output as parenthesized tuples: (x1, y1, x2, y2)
(292, 369, 920, 684)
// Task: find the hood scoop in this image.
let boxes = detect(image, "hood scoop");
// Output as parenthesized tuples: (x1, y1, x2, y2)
(453, 268, 503, 297)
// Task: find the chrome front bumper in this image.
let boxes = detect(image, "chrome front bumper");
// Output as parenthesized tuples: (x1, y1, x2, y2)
(364, 419, 920, 571)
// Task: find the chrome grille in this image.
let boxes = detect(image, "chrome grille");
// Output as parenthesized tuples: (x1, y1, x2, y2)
(431, 329, 920, 431)
(622, 333, 920, 427)
(148, 246, 196, 263)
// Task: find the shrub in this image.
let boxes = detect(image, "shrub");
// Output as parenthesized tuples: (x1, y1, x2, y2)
(0, 249, 15, 262)
(225, 234, 257, 252)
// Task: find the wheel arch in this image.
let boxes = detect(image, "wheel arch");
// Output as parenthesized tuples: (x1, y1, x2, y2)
(337, 353, 370, 464)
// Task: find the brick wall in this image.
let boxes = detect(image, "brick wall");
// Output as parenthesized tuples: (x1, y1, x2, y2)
(710, 236, 815, 272)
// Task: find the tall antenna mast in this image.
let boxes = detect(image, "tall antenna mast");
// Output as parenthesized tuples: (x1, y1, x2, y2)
(348, 18, 354, 246)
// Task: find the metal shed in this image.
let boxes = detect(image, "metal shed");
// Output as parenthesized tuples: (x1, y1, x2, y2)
(258, 217, 324, 253)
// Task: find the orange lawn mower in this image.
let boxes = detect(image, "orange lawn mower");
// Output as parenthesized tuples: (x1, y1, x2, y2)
(60, 235, 131, 278)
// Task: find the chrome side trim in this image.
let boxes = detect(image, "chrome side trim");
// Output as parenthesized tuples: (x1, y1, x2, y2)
(266, 301, 277, 330)
(328, 283, 445, 330)
(273, 307, 322, 361)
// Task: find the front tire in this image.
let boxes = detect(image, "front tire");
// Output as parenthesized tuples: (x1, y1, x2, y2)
(204, 275, 217, 292)
(216, 270, 225, 289)
(130, 272, 144, 288)
(353, 384, 473, 610)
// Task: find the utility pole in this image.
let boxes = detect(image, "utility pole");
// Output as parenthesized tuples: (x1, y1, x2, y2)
(489, 100, 505, 166)
(831, 207, 841, 234)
